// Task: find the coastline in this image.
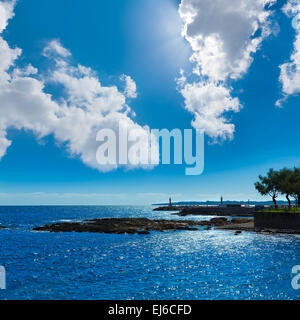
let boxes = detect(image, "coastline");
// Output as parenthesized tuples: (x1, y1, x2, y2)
(33, 217, 250, 235)
(154, 206, 300, 235)
(154, 205, 255, 217)
(32, 217, 300, 236)
(218, 221, 300, 235)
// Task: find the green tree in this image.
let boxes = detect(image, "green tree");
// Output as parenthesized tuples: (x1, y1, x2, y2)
(290, 168, 300, 207)
(255, 169, 280, 208)
(277, 168, 294, 209)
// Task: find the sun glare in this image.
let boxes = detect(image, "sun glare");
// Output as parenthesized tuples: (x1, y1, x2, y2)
(127, 0, 191, 71)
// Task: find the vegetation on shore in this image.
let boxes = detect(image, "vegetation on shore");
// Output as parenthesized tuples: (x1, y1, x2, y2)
(255, 168, 300, 209)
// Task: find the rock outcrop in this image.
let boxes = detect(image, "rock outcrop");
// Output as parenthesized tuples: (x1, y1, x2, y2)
(33, 217, 246, 235)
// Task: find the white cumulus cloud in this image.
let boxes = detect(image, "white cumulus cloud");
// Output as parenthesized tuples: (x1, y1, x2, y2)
(0, 0, 15, 33)
(121, 75, 137, 99)
(0, 0, 157, 172)
(42, 39, 71, 58)
(277, 0, 300, 106)
(178, 0, 276, 141)
(180, 81, 241, 140)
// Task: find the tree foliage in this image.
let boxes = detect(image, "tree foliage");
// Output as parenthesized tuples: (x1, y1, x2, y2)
(255, 167, 300, 208)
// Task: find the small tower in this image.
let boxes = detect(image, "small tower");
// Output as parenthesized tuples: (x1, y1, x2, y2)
(220, 196, 223, 207)
(169, 197, 172, 208)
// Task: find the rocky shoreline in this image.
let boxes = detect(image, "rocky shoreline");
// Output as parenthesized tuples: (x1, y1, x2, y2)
(33, 217, 251, 235)
(218, 221, 300, 235)
(6, 216, 300, 235)
(154, 206, 255, 217)
(153, 206, 186, 212)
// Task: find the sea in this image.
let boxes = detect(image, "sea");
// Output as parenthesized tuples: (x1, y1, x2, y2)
(0, 205, 299, 300)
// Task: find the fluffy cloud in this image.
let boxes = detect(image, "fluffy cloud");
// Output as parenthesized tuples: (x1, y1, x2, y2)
(0, 0, 156, 172)
(0, 0, 14, 33)
(42, 39, 71, 58)
(277, 0, 300, 106)
(180, 81, 241, 140)
(178, 0, 276, 141)
(121, 75, 137, 99)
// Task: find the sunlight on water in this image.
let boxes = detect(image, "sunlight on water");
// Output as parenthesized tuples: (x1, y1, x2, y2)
(0, 206, 299, 300)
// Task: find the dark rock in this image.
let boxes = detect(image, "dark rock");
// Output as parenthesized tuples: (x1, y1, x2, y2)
(174, 206, 255, 217)
(137, 230, 150, 235)
(33, 218, 203, 235)
(231, 218, 250, 224)
(153, 206, 184, 212)
(210, 217, 228, 226)
(33, 216, 239, 235)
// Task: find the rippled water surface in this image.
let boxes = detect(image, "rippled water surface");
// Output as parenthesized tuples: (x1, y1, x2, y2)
(0, 205, 300, 300)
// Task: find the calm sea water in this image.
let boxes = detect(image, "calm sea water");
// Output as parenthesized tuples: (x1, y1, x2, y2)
(0, 205, 300, 300)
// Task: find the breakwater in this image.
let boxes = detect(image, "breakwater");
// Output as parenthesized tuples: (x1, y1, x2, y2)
(154, 206, 255, 217)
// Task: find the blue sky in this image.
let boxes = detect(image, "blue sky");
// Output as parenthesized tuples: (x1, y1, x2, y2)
(0, 0, 300, 205)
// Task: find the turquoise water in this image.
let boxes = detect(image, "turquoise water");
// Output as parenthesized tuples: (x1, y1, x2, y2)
(0, 205, 299, 300)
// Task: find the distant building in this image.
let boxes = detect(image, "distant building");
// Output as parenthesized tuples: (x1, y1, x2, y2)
(169, 198, 172, 208)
